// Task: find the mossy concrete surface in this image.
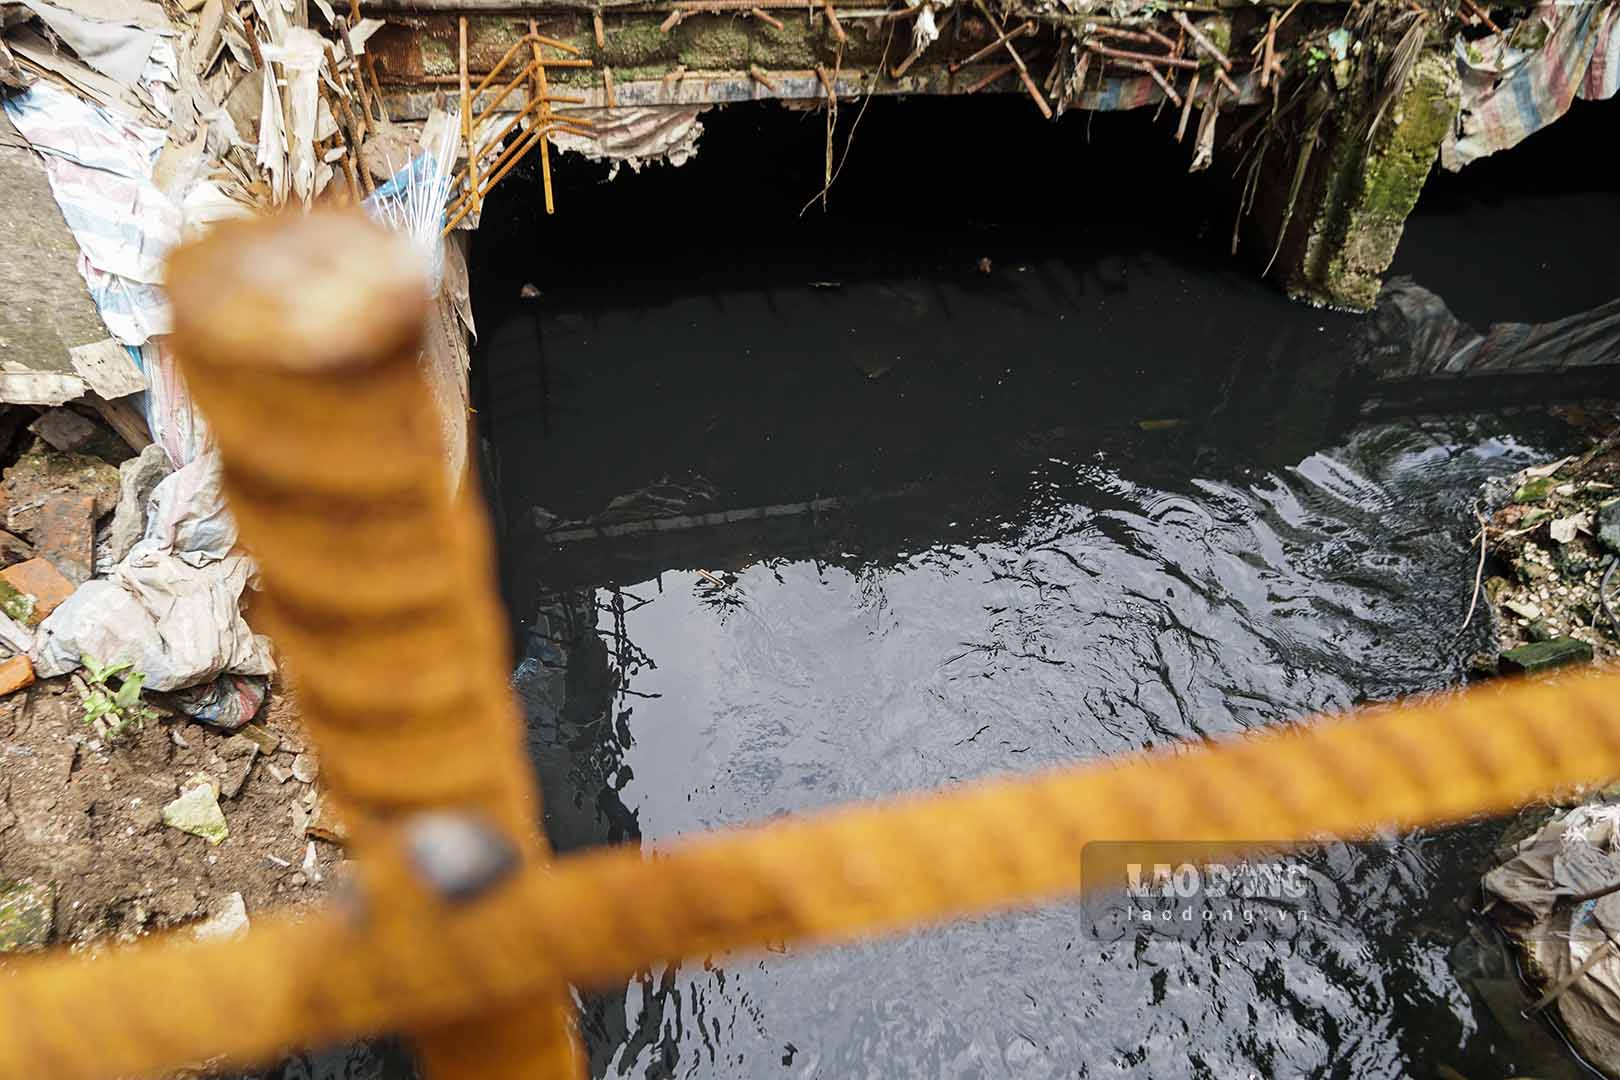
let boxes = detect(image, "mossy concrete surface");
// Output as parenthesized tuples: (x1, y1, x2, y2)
(1287, 50, 1460, 310)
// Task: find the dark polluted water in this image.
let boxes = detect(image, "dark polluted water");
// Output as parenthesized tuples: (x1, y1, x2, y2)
(259, 95, 1619, 1078)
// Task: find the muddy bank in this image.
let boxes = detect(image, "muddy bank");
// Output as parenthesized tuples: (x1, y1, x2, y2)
(1, 674, 336, 947)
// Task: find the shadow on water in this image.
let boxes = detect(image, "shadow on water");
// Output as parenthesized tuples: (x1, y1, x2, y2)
(257, 93, 1619, 1078)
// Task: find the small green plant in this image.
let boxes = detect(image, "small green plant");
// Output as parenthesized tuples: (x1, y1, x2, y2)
(79, 655, 158, 744)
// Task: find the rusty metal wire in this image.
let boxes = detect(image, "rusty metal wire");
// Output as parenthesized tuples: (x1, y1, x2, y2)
(0, 212, 1616, 1080)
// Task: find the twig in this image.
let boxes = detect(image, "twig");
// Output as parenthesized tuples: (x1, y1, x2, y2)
(695, 568, 727, 587)
(1602, 556, 1619, 637)
(1260, 12, 1276, 89)
(799, 14, 892, 214)
(1455, 507, 1489, 637)
(1526, 936, 1615, 1015)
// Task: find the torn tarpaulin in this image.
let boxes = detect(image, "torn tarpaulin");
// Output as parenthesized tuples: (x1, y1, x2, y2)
(549, 105, 705, 179)
(1443, 0, 1620, 170)
(1483, 803, 1620, 1077)
(1, 78, 178, 344)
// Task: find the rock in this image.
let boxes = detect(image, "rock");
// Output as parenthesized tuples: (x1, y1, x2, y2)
(291, 751, 318, 784)
(0, 556, 76, 626)
(161, 774, 229, 845)
(1526, 621, 1558, 643)
(1503, 598, 1543, 621)
(34, 493, 95, 585)
(28, 408, 127, 464)
(190, 892, 249, 942)
(0, 654, 34, 697)
(236, 723, 280, 756)
(106, 443, 172, 566)
(0, 879, 53, 952)
(1500, 638, 1594, 675)
(218, 735, 259, 799)
(1, 438, 119, 537)
(305, 795, 348, 845)
(0, 528, 31, 568)
(1599, 499, 1620, 557)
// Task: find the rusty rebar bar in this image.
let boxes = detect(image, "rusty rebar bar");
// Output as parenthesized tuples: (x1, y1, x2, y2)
(164, 211, 581, 1078)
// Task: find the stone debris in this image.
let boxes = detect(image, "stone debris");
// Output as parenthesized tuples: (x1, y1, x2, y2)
(29, 408, 127, 464)
(0, 654, 35, 696)
(34, 492, 95, 585)
(190, 892, 249, 942)
(217, 735, 259, 799)
(105, 443, 171, 566)
(1500, 638, 1594, 674)
(161, 773, 229, 845)
(290, 751, 319, 785)
(0, 879, 54, 952)
(0, 555, 76, 627)
(236, 723, 281, 756)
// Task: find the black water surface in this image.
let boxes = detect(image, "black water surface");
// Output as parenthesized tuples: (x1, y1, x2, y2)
(474, 96, 1620, 1079)
(267, 93, 1620, 1079)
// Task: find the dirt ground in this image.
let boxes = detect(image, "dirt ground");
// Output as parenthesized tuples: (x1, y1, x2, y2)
(1, 673, 338, 947)
(1476, 403, 1620, 669)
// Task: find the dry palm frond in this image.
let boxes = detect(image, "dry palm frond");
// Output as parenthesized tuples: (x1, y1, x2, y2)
(1366, 10, 1427, 143)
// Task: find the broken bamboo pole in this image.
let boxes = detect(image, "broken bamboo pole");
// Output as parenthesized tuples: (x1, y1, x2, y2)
(751, 5, 785, 29)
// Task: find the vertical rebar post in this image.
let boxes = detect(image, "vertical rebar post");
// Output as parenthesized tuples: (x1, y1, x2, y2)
(166, 211, 580, 1077)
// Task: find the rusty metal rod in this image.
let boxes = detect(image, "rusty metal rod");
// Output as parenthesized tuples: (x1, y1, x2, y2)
(165, 211, 584, 1079)
(1082, 40, 1199, 70)
(1171, 9, 1232, 70)
(948, 19, 1032, 73)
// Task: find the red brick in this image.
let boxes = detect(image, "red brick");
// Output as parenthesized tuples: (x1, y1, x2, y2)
(0, 557, 77, 626)
(0, 655, 34, 697)
(35, 493, 95, 586)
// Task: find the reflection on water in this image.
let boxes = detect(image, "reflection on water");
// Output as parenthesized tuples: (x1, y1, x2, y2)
(518, 417, 1582, 1079)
